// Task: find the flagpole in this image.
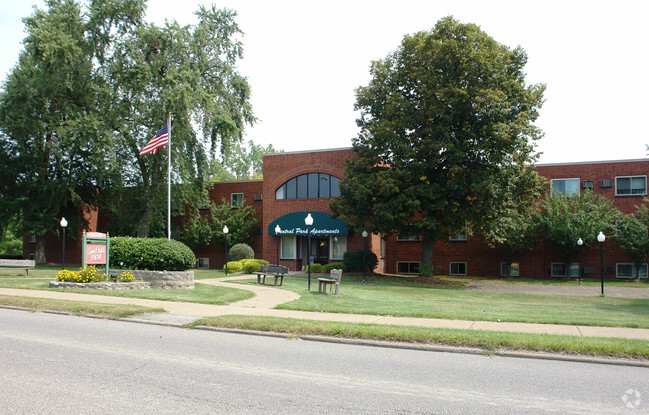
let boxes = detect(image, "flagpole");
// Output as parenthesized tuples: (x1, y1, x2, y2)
(167, 112, 172, 240)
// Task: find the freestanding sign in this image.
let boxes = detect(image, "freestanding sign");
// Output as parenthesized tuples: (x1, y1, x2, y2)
(82, 231, 110, 276)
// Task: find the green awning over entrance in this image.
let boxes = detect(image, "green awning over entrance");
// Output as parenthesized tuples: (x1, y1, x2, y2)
(269, 211, 348, 236)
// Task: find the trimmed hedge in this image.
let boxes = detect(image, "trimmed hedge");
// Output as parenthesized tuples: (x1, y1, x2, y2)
(342, 250, 378, 272)
(228, 243, 254, 261)
(224, 261, 244, 273)
(305, 263, 323, 273)
(241, 258, 270, 273)
(322, 263, 347, 273)
(110, 237, 196, 271)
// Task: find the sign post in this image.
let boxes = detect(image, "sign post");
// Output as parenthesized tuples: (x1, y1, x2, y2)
(82, 231, 110, 276)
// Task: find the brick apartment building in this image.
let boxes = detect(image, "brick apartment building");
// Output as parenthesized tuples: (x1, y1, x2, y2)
(24, 148, 649, 279)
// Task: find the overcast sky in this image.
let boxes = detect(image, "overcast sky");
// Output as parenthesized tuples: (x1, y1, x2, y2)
(1, 0, 648, 164)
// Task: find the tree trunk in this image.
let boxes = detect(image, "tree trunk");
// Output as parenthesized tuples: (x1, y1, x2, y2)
(137, 207, 150, 238)
(421, 233, 436, 277)
(35, 236, 46, 264)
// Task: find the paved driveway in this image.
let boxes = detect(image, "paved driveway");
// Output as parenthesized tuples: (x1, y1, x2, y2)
(463, 282, 649, 298)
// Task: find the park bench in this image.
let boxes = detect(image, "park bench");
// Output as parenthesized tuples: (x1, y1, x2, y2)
(254, 264, 289, 286)
(0, 259, 36, 276)
(318, 269, 342, 295)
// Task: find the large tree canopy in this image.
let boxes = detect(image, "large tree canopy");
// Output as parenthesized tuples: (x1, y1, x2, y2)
(331, 16, 545, 275)
(0, 0, 255, 262)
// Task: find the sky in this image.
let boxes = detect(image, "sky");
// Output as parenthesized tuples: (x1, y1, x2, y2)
(1, 0, 648, 164)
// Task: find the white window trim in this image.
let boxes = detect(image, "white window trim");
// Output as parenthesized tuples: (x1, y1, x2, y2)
(29, 234, 36, 243)
(280, 236, 297, 260)
(500, 262, 520, 277)
(231, 192, 244, 207)
(450, 262, 467, 276)
(551, 178, 580, 196)
(615, 175, 647, 196)
(197, 257, 210, 269)
(397, 235, 421, 241)
(551, 262, 580, 277)
(449, 234, 467, 241)
(616, 263, 648, 279)
(397, 261, 420, 275)
(330, 236, 346, 261)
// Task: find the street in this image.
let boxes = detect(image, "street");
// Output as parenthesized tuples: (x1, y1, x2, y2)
(0, 308, 646, 414)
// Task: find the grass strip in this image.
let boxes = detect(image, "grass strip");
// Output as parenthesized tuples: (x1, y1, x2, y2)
(192, 315, 649, 360)
(0, 295, 164, 318)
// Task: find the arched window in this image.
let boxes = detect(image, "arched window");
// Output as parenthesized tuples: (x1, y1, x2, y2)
(275, 173, 341, 199)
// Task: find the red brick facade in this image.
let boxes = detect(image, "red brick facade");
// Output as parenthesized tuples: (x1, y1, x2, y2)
(24, 149, 649, 279)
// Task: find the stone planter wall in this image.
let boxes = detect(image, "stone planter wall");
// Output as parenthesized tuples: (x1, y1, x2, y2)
(50, 281, 151, 290)
(111, 269, 195, 289)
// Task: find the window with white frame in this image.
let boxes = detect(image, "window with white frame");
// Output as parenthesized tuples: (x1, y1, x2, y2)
(29, 234, 36, 243)
(450, 262, 467, 275)
(616, 263, 648, 279)
(501, 262, 520, 277)
(449, 234, 467, 241)
(330, 236, 346, 260)
(280, 236, 297, 259)
(231, 193, 244, 207)
(615, 176, 647, 196)
(551, 178, 580, 196)
(397, 235, 420, 241)
(380, 237, 385, 259)
(197, 258, 210, 269)
(551, 262, 580, 277)
(397, 262, 420, 274)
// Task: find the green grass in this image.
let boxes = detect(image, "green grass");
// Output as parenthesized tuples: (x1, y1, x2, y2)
(192, 315, 649, 360)
(235, 276, 649, 328)
(0, 295, 164, 318)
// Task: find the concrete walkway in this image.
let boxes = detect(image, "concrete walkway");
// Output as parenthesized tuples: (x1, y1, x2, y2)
(1, 276, 649, 341)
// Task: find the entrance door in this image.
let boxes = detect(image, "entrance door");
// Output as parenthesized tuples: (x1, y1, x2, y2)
(312, 237, 329, 265)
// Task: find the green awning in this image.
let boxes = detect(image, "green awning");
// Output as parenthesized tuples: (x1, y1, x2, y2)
(269, 211, 348, 236)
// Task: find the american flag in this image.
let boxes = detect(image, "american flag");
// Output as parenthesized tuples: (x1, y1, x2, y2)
(139, 122, 169, 156)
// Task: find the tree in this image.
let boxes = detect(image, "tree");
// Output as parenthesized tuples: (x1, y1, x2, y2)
(0, 0, 145, 262)
(536, 189, 620, 272)
(331, 16, 545, 274)
(180, 198, 259, 251)
(209, 140, 279, 181)
(616, 203, 649, 279)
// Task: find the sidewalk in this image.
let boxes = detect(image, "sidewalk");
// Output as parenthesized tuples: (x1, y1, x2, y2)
(1, 275, 649, 341)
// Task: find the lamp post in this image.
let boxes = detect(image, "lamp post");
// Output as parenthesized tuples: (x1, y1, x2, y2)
(362, 231, 368, 282)
(597, 231, 605, 295)
(577, 238, 583, 285)
(275, 225, 282, 265)
(60, 217, 67, 270)
(305, 213, 313, 290)
(223, 225, 229, 275)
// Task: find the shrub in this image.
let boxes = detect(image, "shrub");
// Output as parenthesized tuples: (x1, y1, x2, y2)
(305, 263, 323, 273)
(224, 261, 243, 273)
(342, 250, 378, 272)
(322, 263, 347, 273)
(241, 259, 269, 273)
(228, 243, 255, 261)
(111, 237, 196, 271)
(56, 266, 106, 283)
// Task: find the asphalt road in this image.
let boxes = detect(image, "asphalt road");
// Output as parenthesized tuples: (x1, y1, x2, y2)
(1, 308, 647, 414)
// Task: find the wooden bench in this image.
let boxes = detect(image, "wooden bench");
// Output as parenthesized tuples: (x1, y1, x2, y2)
(318, 269, 342, 295)
(254, 264, 289, 286)
(0, 259, 36, 276)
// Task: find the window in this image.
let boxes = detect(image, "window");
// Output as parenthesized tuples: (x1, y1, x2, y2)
(197, 258, 210, 269)
(449, 234, 467, 241)
(551, 178, 580, 196)
(551, 263, 580, 277)
(450, 262, 467, 276)
(231, 193, 244, 207)
(380, 237, 385, 259)
(616, 176, 647, 196)
(616, 263, 648, 279)
(397, 235, 421, 241)
(501, 262, 520, 277)
(397, 262, 420, 274)
(331, 236, 346, 260)
(28, 253, 35, 260)
(280, 236, 297, 259)
(275, 173, 341, 199)
(29, 234, 36, 243)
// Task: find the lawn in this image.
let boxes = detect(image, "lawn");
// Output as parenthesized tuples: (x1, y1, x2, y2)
(237, 276, 649, 328)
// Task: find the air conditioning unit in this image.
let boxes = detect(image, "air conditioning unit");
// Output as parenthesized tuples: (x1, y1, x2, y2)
(582, 180, 594, 188)
(601, 179, 613, 188)
(254, 194, 263, 201)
